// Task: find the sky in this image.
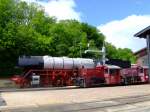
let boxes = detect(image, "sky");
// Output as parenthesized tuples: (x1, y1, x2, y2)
(22, 0, 150, 52)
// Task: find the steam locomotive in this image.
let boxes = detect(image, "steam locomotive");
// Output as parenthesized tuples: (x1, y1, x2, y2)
(11, 56, 149, 88)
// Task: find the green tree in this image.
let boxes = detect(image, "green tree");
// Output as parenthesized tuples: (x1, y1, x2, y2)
(0, 0, 136, 77)
(105, 42, 136, 63)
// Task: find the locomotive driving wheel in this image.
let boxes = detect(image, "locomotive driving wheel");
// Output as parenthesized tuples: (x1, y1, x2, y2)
(79, 79, 87, 88)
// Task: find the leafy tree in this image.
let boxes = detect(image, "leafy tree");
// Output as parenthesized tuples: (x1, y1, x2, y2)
(0, 0, 136, 77)
(105, 42, 136, 63)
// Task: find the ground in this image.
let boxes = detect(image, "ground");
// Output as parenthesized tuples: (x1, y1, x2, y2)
(1, 84, 150, 111)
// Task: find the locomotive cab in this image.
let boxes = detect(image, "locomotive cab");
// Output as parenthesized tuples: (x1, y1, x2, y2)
(104, 65, 121, 85)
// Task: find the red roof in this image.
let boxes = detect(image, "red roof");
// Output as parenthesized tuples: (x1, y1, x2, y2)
(134, 47, 147, 58)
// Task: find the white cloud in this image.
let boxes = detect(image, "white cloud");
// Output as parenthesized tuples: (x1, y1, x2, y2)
(21, 0, 81, 21)
(98, 15, 150, 52)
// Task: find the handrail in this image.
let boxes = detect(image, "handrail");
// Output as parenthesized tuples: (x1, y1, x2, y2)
(23, 69, 32, 78)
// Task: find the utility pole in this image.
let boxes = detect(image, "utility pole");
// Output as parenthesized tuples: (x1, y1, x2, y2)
(147, 34, 150, 82)
(102, 46, 106, 65)
(80, 44, 82, 58)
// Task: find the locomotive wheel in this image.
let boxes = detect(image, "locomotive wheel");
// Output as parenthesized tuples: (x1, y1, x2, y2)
(79, 79, 87, 88)
(20, 80, 31, 88)
(123, 78, 128, 85)
(24, 82, 31, 88)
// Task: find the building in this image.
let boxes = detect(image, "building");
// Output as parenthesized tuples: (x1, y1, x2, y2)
(134, 25, 150, 81)
(134, 47, 148, 66)
(134, 26, 150, 66)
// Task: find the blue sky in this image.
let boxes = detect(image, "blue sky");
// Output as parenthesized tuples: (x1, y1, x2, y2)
(75, 0, 150, 26)
(24, 0, 150, 52)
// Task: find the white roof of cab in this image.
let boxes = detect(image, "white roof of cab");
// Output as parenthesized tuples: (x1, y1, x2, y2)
(105, 65, 121, 69)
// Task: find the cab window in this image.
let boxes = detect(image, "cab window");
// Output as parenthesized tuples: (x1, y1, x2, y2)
(139, 68, 144, 73)
(145, 69, 148, 75)
(109, 69, 118, 75)
(105, 69, 108, 74)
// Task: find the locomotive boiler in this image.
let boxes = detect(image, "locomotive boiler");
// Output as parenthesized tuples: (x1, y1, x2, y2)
(19, 56, 95, 69)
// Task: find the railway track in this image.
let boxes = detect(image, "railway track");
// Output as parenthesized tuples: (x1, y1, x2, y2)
(1, 93, 150, 112)
(0, 83, 149, 92)
(0, 86, 79, 92)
